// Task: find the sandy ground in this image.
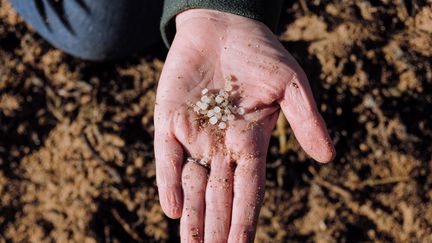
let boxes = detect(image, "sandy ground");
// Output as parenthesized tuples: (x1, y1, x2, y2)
(1, 0, 432, 242)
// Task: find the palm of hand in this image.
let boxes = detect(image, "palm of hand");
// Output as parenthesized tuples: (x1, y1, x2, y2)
(154, 10, 335, 242)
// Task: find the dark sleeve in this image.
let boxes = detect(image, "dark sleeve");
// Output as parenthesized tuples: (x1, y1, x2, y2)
(160, 0, 284, 47)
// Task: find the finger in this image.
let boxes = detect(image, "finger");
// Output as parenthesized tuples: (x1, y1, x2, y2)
(204, 153, 234, 242)
(154, 132, 184, 219)
(228, 156, 265, 243)
(180, 160, 208, 242)
(279, 67, 336, 163)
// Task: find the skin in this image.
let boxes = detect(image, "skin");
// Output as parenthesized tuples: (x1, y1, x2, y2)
(154, 9, 336, 243)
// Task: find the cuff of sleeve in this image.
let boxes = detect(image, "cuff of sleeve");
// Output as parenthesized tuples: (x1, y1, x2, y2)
(160, 0, 284, 48)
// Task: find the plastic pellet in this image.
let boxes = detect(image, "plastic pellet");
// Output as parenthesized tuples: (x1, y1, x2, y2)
(201, 95, 211, 104)
(215, 96, 224, 104)
(218, 122, 227, 129)
(237, 107, 245, 115)
(207, 110, 215, 117)
(200, 103, 209, 110)
(209, 116, 218, 125)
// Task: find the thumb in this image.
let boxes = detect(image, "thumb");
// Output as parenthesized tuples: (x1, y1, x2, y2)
(279, 67, 336, 163)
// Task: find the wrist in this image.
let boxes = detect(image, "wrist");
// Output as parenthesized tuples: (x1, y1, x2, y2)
(175, 9, 268, 36)
(176, 9, 241, 29)
(160, 1, 284, 47)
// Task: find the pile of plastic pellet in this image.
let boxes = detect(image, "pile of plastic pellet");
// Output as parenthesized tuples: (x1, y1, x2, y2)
(193, 83, 245, 130)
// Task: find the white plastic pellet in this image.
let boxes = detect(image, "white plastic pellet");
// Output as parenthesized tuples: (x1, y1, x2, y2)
(207, 110, 215, 117)
(228, 114, 235, 121)
(237, 107, 245, 115)
(200, 102, 209, 110)
(201, 95, 211, 104)
(218, 122, 227, 129)
(201, 88, 208, 95)
(213, 106, 221, 113)
(215, 95, 224, 104)
(209, 116, 218, 125)
(221, 115, 228, 121)
(206, 96, 212, 103)
(193, 106, 200, 112)
(224, 85, 233, 91)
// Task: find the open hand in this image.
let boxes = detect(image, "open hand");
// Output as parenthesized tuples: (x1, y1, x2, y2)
(154, 9, 335, 242)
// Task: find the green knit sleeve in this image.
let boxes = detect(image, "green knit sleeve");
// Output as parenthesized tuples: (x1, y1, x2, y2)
(160, 0, 284, 47)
